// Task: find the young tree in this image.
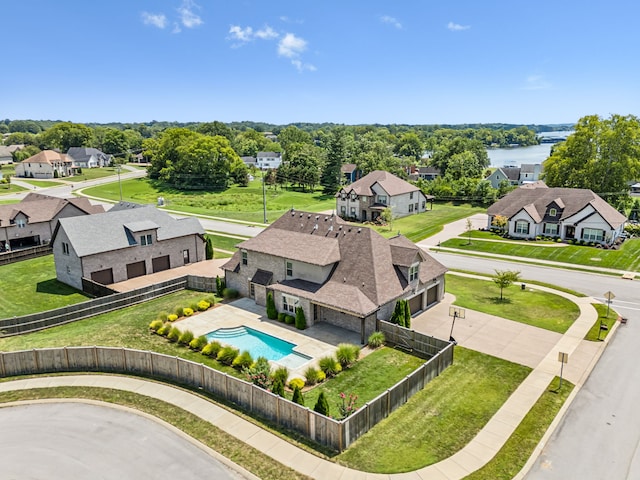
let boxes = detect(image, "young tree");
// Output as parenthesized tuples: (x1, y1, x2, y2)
(492, 215, 508, 233)
(314, 391, 330, 416)
(465, 218, 474, 245)
(266, 292, 277, 319)
(295, 306, 306, 330)
(403, 299, 411, 329)
(380, 206, 393, 231)
(291, 385, 305, 406)
(320, 128, 346, 194)
(271, 377, 285, 397)
(493, 270, 521, 301)
(205, 236, 214, 260)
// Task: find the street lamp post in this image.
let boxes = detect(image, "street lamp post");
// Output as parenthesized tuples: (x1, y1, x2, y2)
(116, 164, 123, 201)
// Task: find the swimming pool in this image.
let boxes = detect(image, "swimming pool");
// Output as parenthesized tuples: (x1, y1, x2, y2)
(205, 326, 311, 368)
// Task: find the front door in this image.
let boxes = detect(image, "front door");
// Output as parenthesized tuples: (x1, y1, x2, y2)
(565, 226, 575, 239)
(361, 210, 367, 222)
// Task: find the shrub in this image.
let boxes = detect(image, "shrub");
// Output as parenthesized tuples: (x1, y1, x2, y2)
(271, 378, 285, 397)
(178, 330, 194, 346)
(289, 377, 305, 391)
(284, 314, 295, 325)
(157, 311, 169, 322)
(197, 300, 210, 311)
(272, 366, 289, 386)
(318, 356, 342, 377)
(167, 314, 178, 322)
(266, 292, 277, 319)
(335, 343, 360, 368)
(295, 306, 306, 330)
(217, 346, 240, 365)
(292, 385, 305, 406)
(183, 307, 194, 317)
(189, 335, 208, 351)
(222, 288, 239, 299)
(167, 326, 181, 342)
(215, 275, 225, 294)
(189, 302, 199, 312)
(316, 370, 326, 383)
(244, 356, 272, 389)
(314, 391, 330, 416)
(368, 331, 385, 348)
(202, 341, 222, 357)
(232, 350, 254, 370)
(304, 366, 320, 386)
(277, 312, 286, 322)
(205, 296, 216, 306)
(157, 322, 172, 336)
(174, 306, 184, 317)
(148, 319, 163, 332)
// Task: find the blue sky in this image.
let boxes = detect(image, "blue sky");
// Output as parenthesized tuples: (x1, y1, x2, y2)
(3, 1, 639, 125)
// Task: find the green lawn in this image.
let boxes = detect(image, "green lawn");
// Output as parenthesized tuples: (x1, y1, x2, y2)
(302, 347, 425, 410)
(441, 237, 640, 272)
(0, 256, 89, 318)
(463, 376, 573, 480)
(584, 303, 619, 341)
(81, 177, 336, 223)
(207, 232, 247, 252)
(372, 202, 484, 242)
(75, 166, 124, 181)
(337, 347, 532, 472)
(18, 179, 66, 188)
(0, 185, 26, 196)
(446, 274, 580, 333)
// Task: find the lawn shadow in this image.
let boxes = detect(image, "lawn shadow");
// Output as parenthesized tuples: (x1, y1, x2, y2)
(487, 297, 513, 305)
(36, 279, 81, 296)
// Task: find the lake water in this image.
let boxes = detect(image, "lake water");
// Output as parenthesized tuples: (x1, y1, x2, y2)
(486, 131, 573, 168)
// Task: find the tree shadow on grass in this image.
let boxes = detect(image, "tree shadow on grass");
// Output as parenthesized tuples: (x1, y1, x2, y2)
(36, 279, 82, 296)
(487, 297, 513, 305)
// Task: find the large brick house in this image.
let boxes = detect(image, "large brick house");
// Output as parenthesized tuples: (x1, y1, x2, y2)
(336, 170, 428, 222)
(223, 210, 447, 343)
(51, 203, 205, 290)
(0, 193, 104, 251)
(14, 150, 74, 178)
(487, 183, 626, 245)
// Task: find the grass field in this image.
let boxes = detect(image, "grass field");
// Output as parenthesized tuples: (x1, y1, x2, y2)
(74, 166, 124, 181)
(442, 237, 640, 272)
(446, 274, 580, 333)
(17, 179, 66, 188)
(0, 256, 89, 318)
(584, 303, 619, 341)
(0, 185, 26, 196)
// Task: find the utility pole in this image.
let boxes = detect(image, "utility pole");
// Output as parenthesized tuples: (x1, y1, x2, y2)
(262, 171, 267, 224)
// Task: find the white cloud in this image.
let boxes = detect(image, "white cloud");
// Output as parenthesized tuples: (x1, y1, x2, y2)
(255, 25, 278, 40)
(278, 33, 307, 58)
(291, 59, 317, 72)
(229, 25, 254, 42)
(141, 12, 167, 29)
(447, 22, 470, 31)
(279, 16, 304, 24)
(178, 0, 203, 28)
(522, 75, 551, 90)
(380, 15, 402, 29)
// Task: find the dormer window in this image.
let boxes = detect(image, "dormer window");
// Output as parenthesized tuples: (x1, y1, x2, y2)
(340, 192, 346, 200)
(242, 250, 248, 266)
(549, 208, 557, 217)
(140, 234, 153, 246)
(351, 193, 357, 201)
(16, 218, 26, 228)
(409, 263, 419, 282)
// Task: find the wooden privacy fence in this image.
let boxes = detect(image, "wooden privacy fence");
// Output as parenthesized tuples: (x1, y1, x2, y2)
(378, 320, 452, 358)
(0, 275, 218, 337)
(0, 245, 52, 266)
(0, 339, 453, 451)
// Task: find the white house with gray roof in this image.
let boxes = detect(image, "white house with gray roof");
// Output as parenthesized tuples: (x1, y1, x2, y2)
(51, 203, 205, 290)
(336, 170, 428, 222)
(223, 210, 447, 343)
(66, 147, 112, 168)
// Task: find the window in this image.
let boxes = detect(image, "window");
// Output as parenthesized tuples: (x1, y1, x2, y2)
(286, 261, 293, 276)
(350, 193, 357, 201)
(282, 294, 299, 313)
(140, 234, 152, 246)
(241, 250, 248, 266)
(583, 228, 604, 242)
(422, 201, 426, 210)
(377, 195, 387, 205)
(409, 204, 414, 212)
(340, 192, 346, 200)
(340, 206, 346, 215)
(62, 242, 70, 255)
(544, 223, 558, 235)
(183, 249, 190, 264)
(350, 207, 356, 216)
(415, 202, 419, 212)
(409, 192, 414, 200)
(549, 208, 557, 217)
(409, 264, 419, 282)
(515, 221, 530, 234)
(16, 218, 26, 228)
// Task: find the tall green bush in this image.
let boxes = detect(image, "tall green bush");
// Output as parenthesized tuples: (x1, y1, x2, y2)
(232, 350, 254, 370)
(215, 275, 225, 295)
(271, 378, 285, 397)
(404, 299, 412, 329)
(314, 391, 330, 416)
(295, 306, 306, 330)
(335, 343, 360, 368)
(205, 236, 214, 260)
(272, 366, 289, 386)
(189, 335, 208, 351)
(318, 356, 342, 377)
(266, 291, 277, 319)
(178, 330, 194, 346)
(292, 385, 305, 406)
(167, 326, 181, 342)
(367, 331, 385, 348)
(217, 346, 240, 365)
(202, 341, 222, 357)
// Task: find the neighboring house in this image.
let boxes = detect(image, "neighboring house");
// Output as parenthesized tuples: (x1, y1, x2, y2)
(0, 146, 13, 164)
(0, 193, 104, 252)
(336, 170, 429, 222)
(487, 183, 626, 245)
(223, 210, 448, 342)
(263, 131, 278, 142)
(486, 164, 541, 189)
(629, 182, 640, 195)
(340, 163, 361, 184)
(256, 152, 282, 170)
(51, 203, 205, 290)
(66, 147, 112, 168)
(14, 150, 74, 178)
(6, 144, 25, 154)
(241, 156, 257, 168)
(416, 166, 441, 181)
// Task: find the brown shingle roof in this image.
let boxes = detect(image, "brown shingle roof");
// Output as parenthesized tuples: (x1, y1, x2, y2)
(20, 150, 71, 164)
(338, 170, 419, 197)
(0, 194, 103, 226)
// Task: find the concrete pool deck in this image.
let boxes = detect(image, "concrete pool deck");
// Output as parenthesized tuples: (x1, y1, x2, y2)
(174, 297, 362, 379)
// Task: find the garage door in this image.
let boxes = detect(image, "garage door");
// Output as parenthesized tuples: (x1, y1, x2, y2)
(426, 285, 438, 306)
(408, 293, 423, 315)
(152, 255, 170, 273)
(126, 261, 146, 279)
(91, 268, 114, 285)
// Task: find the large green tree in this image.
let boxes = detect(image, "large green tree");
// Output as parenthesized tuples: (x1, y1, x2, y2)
(542, 114, 640, 202)
(430, 137, 489, 178)
(394, 132, 424, 161)
(320, 128, 347, 194)
(37, 122, 94, 151)
(280, 142, 323, 191)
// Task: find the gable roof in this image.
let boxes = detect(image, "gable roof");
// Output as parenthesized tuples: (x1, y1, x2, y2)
(341, 163, 357, 174)
(488, 185, 626, 228)
(20, 150, 71, 165)
(338, 170, 419, 197)
(256, 151, 282, 158)
(0, 146, 12, 158)
(225, 209, 447, 317)
(53, 204, 204, 257)
(0, 193, 104, 227)
(66, 147, 111, 162)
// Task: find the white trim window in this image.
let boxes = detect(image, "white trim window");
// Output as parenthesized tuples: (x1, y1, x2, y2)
(140, 234, 153, 246)
(409, 263, 419, 282)
(377, 195, 387, 205)
(582, 228, 604, 242)
(544, 223, 559, 235)
(282, 294, 299, 313)
(286, 261, 293, 276)
(515, 220, 530, 235)
(241, 250, 248, 266)
(62, 242, 70, 255)
(549, 208, 557, 217)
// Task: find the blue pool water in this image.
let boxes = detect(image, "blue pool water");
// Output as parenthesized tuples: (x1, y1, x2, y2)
(205, 326, 310, 368)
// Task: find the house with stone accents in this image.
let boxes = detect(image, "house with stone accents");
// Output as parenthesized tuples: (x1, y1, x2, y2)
(14, 150, 75, 178)
(51, 203, 205, 290)
(222, 210, 447, 343)
(336, 170, 429, 222)
(487, 183, 626, 245)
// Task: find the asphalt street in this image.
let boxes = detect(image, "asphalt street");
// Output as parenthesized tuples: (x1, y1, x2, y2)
(0, 402, 248, 480)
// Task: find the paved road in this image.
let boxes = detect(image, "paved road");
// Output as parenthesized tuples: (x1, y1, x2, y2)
(0, 402, 249, 480)
(431, 251, 640, 479)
